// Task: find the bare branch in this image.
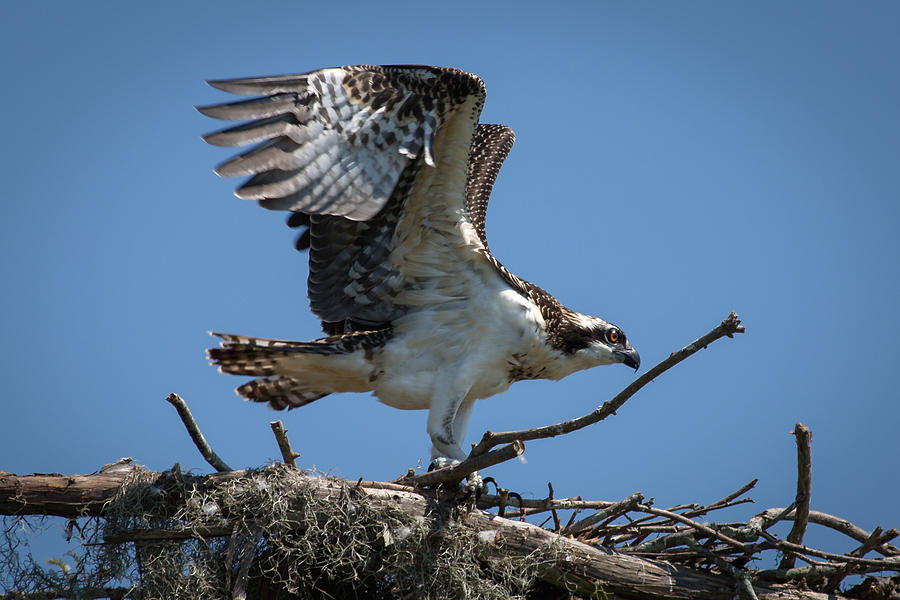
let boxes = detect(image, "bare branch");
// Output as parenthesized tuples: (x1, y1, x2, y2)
(756, 508, 900, 557)
(399, 441, 524, 487)
(269, 420, 300, 468)
(824, 526, 889, 592)
(469, 312, 745, 457)
(779, 423, 812, 570)
(685, 478, 758, 519)
(630, 504, 748, 553)
(566, 492, 643, 536)
(165, 393, 231, 473)
(478, 496, 614, 518)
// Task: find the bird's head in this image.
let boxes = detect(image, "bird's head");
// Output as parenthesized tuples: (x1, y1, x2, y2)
(557, 312, 640, 372)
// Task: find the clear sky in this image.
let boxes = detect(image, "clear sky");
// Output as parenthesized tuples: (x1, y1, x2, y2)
(2, 0, 898, 569)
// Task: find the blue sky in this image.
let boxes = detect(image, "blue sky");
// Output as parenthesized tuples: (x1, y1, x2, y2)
(2, 1, 898, 568)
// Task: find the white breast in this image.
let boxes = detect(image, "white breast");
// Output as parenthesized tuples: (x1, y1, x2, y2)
(372, 259, 548, 410)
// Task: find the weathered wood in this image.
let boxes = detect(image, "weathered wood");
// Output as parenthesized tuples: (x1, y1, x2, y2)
(0, 467, 854, 600)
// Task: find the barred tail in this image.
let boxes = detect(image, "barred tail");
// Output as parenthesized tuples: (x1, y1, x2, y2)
(236, 376, 329, 410)
(208, 329, 391, 410)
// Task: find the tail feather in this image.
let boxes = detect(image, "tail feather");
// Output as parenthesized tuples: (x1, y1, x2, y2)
(236, 376, 329, 410)
(208, 332, 353, 377)
(208, 330, 391, 411)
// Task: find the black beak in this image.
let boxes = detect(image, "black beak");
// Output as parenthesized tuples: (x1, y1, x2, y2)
(615, 347, 641, 372)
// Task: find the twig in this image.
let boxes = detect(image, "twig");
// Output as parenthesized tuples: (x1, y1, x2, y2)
(762, 534, 900, 568)
(684, 537, 760, 600)
(613, 486, 756, 546)
(469, 312, 745, 457)
(779, 423, 812, 570)
(548, 482, 561, 532)
(269, 420, 300, 468)
(823, 527, 889, 592)
(850, 528, 898, 557)
(684, 479, 757, 519)
(757, 562, 846, 583)
(479, 496, 613, 518)
(755, 508, 900, 557)
(566, 492, 643, 536)
(233, 524, 264, 600)
(630, 504, 747, 552)
(165, 393, 231, 473)
(619, 487, 756, 536)
(400, 441, 524, 487)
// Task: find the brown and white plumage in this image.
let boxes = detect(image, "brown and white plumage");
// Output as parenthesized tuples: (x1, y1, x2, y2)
(200, 65, 639, 468)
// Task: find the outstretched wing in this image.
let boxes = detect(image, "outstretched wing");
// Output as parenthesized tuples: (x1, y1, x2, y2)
(466, 124, 515, 250)
(198, 64, 484, 220)
(198, 65, 487, 332)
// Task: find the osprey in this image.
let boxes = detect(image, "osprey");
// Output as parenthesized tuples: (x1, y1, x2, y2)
(200, 65, 639, 473)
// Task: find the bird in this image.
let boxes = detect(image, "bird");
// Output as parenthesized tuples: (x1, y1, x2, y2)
(198, 65, 640, 478)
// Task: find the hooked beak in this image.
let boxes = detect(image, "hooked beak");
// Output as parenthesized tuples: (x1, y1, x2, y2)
(614, 347, 641, 372)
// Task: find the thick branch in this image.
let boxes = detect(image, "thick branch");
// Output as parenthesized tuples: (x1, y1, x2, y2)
(0, 467, 252, 518)
(470, 312, 745, 457)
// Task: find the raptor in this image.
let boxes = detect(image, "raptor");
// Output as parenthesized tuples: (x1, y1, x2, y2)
(200, 65, 640, 474)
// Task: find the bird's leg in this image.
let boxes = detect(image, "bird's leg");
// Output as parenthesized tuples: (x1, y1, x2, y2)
(428, 396, 482, 491)
(428, 399, 467, 465)
(453, 399, 483, 493)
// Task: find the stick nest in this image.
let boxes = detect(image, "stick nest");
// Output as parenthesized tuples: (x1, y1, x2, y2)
(3, 464, 559, 600)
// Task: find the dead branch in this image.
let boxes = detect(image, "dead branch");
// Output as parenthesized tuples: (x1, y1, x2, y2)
(165, 393, 231, 472)
(756, 507, 900, 557)
(628, 504, 747, 552)
(399, 440, 524, 487)
(469, 312, 745, 457)
(780, 423, 812, 570)
(565, 492, 643, 535)
(269, 419, 300, 468)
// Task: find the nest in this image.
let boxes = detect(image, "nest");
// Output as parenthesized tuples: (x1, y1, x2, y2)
(2, 464, 560, 600)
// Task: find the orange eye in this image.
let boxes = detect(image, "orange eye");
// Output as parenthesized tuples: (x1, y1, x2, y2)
(607, 329, 619, 344)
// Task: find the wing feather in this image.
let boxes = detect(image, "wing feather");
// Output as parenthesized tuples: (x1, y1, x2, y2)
(196, 94, 301, 121)
(203, 115, 301, 149)
(200, 65, 486, 332)
(466, 124, 516, 249)
(198, 65, 485, 221)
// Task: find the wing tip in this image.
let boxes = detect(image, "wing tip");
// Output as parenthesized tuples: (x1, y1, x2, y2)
(205, 78, 244, 93)
(204, 74, 309, 95)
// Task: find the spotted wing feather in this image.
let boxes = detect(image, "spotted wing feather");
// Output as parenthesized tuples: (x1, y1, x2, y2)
(466, 124, 515, 250)
(198, 65, 485, 221)
(200, 65, 486, 333)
